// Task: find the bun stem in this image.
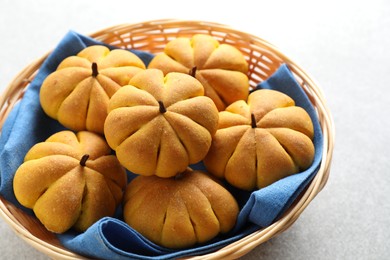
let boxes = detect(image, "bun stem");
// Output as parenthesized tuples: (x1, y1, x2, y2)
(189, 66, 197, 77)
(158, 101, 167, 114)
(80, 154, 90, 166)
(91, 62, 98, 77)
(251, 113, 257, 128)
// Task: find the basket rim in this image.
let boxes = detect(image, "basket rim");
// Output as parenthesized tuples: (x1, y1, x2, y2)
(0, 19, 335, 260)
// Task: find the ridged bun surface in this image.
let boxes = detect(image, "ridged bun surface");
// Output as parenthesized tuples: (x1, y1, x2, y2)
(204, 89, 315, 190)
(123, 169, 239, 249)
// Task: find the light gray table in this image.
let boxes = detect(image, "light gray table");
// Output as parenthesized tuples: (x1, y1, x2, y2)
(1, 0, 389, 259)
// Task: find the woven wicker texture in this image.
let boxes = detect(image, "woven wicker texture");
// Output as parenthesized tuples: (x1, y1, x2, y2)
(0, 19, 334, 260)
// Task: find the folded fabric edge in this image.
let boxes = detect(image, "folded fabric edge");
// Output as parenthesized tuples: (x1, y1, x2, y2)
(59, 217, 260, 260)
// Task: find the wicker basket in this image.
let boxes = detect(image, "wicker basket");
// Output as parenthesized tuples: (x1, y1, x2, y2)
(0, 19, 334, 259)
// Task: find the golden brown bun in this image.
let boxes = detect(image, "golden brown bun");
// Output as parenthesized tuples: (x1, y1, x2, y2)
(123, 169, 239, 249)
(204, 89, 315, 190)
(148, 34, 249, 111)
(104, 69, 219, 178)
(40, 45, 146, 134)
(13, 130, 127, 233)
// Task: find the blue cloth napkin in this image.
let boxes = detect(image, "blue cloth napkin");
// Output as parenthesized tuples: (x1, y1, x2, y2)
(0, 31, 323, 259)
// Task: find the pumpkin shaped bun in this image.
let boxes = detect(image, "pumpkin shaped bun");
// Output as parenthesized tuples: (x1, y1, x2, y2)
(148, 34, 249, 111)
(40, 45, 146, 134)
(123, 169, 239, 249)
(104, 69, 219, 178)
(204, 89, 315, 191)
(13, 130, 127, 233)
